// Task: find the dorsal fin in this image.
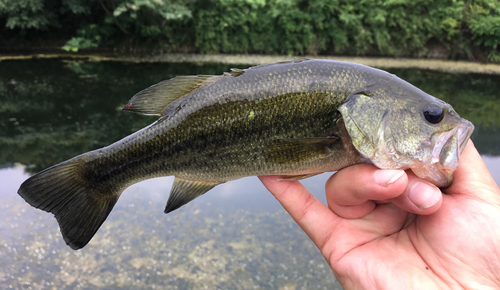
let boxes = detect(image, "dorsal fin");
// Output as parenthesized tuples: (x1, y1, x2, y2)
(242, 58, 312, 72)
(222, 68, 246, 77)
(123, 75, 221, 116)
(122, 59, 314, 116)
(229, 68, 245, 77)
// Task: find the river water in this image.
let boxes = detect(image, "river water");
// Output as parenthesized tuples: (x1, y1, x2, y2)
(0, 59, 499, 289)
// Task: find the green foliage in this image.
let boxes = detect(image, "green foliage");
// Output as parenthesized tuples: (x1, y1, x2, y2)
(190, 0, 470, 56)
(63, 22, 117, 51)
(468, 0, 500, 61)
(78, 0, 193, 50)
(0, 0, 89, 29)
(193, 0, 271, 53)
(0, 0, 54, 29)
(62, 37, 99, 52)
(113, 0, 192, 20)
(1, 0, 500, 60)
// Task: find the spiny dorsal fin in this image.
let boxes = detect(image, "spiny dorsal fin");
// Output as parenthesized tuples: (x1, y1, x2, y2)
(242, 58, 312, 71)
(223, 58, 313, 77)
(164, 178, 222, 213)
(222, 68, 246, 77)
(229, 68, 245, 77)
(266, 137, 338, 164)
(294, 57, 311, 61)
(123, 75, 221, 116)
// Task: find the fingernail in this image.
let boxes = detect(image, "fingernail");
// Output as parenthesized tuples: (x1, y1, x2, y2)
(409, 182, 441, 209)
(373, 170, 405, 187)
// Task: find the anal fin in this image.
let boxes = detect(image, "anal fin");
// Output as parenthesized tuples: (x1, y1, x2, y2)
(165, 178, 222, 213)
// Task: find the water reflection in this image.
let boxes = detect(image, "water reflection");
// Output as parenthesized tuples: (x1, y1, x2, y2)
(1, 59, 499, 289)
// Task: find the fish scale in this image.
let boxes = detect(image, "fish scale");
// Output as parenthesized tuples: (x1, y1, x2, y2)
(17, 58, 473, 249)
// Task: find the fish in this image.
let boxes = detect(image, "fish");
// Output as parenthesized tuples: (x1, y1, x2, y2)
(17, 58, 474, 250)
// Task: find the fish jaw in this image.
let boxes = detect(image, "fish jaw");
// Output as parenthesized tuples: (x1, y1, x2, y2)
(411, 118, 474, 187)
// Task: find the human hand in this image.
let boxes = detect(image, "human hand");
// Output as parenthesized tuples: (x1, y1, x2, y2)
(259, 141, 500, 289)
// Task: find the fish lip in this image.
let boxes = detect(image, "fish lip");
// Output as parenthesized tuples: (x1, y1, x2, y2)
(457, 119, 474, 153)
(431, 119, 474, 170)
(426, 119, 474, 186)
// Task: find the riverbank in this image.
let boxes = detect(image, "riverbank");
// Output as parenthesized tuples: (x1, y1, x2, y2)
(2, 53, 500, 75)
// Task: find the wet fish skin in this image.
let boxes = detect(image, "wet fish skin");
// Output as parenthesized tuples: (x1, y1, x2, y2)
(17, 59, 473, 249)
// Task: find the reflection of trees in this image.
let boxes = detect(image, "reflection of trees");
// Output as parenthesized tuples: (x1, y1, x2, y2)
(1, 61, 499, 174)
(385, 68, 500, 129)
(471, 126, 500, 157)
(0, 60, 230, 172)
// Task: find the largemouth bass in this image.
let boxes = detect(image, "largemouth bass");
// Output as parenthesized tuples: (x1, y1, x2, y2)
(18, 58, 474, 250)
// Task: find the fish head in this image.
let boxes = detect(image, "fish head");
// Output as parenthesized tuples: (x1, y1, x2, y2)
(338, 82, 474, 187)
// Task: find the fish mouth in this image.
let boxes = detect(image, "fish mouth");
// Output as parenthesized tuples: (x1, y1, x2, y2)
(432, 119, 474, 170)
(412, 119, 474, 187)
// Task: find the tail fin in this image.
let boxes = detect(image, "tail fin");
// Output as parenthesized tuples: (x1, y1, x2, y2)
(18, 158, 119, 250)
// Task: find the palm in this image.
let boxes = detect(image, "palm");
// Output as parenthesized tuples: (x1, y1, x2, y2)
(331, 197, 499, 289)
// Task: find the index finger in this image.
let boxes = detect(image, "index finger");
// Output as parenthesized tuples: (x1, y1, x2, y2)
(258, 176, 340, 250)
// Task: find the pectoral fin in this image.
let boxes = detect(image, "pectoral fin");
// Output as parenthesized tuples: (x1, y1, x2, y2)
(165, 178, 223, 213)
(279, 173, 322, 180)
(266, 137, 338, 164)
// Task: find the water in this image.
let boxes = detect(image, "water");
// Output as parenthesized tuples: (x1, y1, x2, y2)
(1, 59, 499, 289)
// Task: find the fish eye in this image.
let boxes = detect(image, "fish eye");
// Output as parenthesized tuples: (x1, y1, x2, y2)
(424, 104, 444, 124)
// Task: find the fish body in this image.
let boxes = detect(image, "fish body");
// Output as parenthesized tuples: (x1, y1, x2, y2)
(18, 59, 474, 249)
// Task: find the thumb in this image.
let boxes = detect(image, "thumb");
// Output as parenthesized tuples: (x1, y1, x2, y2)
(445, 140, 500, 202)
